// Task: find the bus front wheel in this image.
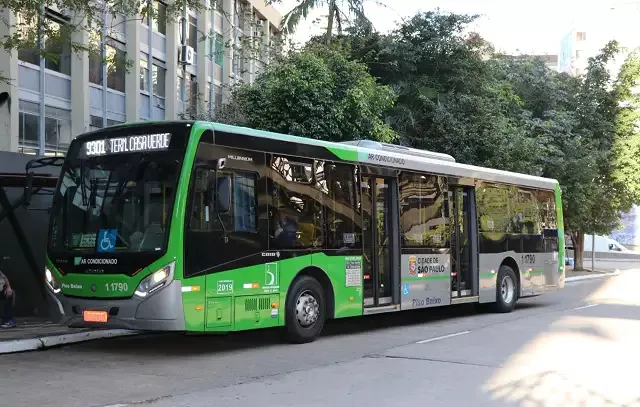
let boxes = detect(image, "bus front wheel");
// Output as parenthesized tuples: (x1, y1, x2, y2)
(284, 276, 326, 344)
(492, 265, 518, 313)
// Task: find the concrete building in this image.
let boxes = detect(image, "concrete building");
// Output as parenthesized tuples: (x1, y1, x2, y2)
(558, 0, 640, 77)
(0, 0, 283, 157)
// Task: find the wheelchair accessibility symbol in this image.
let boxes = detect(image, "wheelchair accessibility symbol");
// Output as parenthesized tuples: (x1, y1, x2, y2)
(402, 283, 410, 296)
(97, 229, 117, 253)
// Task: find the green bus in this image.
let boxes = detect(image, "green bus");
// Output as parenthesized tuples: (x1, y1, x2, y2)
(43, 121, 565, 343)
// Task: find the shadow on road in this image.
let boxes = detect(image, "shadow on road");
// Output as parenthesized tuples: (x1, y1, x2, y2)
(77, 300, 551, 357)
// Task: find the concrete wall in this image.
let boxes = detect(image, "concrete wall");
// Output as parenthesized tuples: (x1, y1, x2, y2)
(0, 151, 60, 317)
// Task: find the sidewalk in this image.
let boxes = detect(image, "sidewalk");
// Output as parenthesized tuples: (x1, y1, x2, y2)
(565, 267, 620, 282)
(0, 318, 137, 354)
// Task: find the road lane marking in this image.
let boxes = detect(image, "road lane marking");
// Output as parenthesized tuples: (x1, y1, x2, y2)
(573, 303, 600, 310)
(416, 330, 470, 344)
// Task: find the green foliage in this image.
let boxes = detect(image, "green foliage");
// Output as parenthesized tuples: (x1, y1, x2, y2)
(611, 49, 640, 212)
(224, 45, 396, 142)
(269, 0, 371, 44)
(321, 11, 639, 269)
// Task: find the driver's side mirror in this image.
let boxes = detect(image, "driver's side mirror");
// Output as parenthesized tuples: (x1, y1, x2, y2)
(214, 176, 231, 213)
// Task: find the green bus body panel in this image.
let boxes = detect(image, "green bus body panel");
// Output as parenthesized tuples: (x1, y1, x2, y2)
(182, 253, 363, 332)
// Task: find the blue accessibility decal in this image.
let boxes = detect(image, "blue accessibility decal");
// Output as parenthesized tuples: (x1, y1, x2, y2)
(402, 283, 410, 296)
(97, 229, 117, 253)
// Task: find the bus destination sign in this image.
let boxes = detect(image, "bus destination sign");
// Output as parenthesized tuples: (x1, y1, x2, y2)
(83, 133, 172, 157)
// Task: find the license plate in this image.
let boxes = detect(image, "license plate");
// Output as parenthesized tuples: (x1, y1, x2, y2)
(83, 310, 108, 323)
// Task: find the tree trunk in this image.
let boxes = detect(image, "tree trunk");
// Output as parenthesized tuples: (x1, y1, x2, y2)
(572, 231, 585, 271)
(326, 0, 335, 44)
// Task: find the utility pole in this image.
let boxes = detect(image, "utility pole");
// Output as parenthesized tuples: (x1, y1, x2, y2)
(591, 232, 595, 272)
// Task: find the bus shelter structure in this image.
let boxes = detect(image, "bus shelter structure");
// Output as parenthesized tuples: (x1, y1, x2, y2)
(0, 157, 62, 303)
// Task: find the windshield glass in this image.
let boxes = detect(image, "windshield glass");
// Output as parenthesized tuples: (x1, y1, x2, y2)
(48, 125, 190, 254)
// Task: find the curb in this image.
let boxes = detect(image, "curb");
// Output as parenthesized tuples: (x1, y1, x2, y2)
(0, 329, 138, 355)
(565, 269, 621, 283)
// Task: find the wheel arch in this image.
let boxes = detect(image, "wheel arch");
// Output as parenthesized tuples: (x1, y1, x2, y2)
(291, 266, 335, 319)
(500, 256, 520, 298)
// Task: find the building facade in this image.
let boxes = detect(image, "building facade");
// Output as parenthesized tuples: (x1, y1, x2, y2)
(0, 0, 282, 157)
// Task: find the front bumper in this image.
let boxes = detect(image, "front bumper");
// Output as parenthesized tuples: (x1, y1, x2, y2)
(47, 280, 186, 331)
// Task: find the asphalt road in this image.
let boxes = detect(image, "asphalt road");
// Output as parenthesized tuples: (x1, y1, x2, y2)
(2, 266, 639, 407)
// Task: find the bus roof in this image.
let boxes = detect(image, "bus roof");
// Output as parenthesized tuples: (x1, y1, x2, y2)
(206, 121, 559, 191)
(74, 120, 558, 191)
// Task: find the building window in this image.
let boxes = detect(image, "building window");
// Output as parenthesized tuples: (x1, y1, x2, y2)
(89, 49, 103, 85)
(16, 11, 72, 75)
(89, 115, 103, 131)
(18, 100, 71, 155)
(577, 32, 586, 41)
(214, 85, 223, 108)
(44, 16, 72, 75)
(185, 73, 197, 113)
(152, 63, 166, 98)
(106, 40, 126, 92)
(18, 112, 39, 148)
(16, 13, 40, 66)
(214, 33, 224, 66)
(140, 57, 149, 91)
(188, 16, 198, 49)
(152, 0, 167, 35)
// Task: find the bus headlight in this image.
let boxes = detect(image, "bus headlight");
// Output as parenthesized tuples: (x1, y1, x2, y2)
(134, 262, 174, 298)
(45, 267, 61, 294)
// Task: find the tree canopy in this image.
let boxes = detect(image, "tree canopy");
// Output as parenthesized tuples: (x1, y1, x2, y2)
(211, 44, 397, 143)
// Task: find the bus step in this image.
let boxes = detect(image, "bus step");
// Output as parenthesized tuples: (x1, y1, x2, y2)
(363, 304, 400, 315)
(451, 296, 479, 305)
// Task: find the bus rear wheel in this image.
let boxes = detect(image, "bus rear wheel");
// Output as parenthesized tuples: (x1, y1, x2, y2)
(491, 265, 518, 313)
(284, 276, 326, 344)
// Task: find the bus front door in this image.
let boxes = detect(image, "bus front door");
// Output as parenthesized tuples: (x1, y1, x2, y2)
(362, 176, 395, 308)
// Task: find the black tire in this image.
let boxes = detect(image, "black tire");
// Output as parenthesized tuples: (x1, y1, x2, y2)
(491, 265, 518, 313)
(283, 275, 326, 344)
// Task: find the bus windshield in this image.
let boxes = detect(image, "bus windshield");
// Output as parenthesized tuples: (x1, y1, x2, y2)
(48, 126, 189, 254)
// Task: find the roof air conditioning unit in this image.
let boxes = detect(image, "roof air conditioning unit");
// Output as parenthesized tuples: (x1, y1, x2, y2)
(180, 45, 195, 65)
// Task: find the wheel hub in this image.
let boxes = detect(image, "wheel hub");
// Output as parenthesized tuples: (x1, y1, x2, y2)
(501, 275, 514, 304)
(296, 291, 319, 327)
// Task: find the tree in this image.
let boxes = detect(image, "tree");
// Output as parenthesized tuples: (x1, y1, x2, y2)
(270, 0, 371, 44)
(335, 11, 542, 172)
(611, 49, 640, 215)
(331, 12, 638, 269)
(187, 45, 397, 143)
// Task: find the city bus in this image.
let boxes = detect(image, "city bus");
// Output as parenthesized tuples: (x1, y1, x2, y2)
(43, 120, 565, 343)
